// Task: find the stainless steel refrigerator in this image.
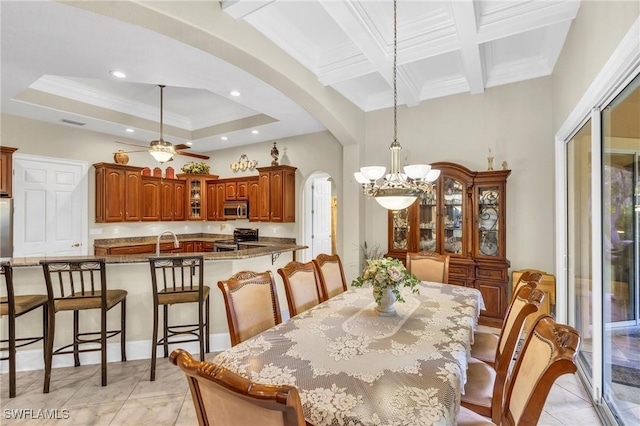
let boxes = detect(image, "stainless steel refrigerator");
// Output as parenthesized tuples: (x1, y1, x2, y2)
(0, 198, 13, 258)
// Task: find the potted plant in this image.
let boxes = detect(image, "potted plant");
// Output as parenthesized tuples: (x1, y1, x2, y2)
(181, 161, 211, 175)
(352, 257, 420, 316)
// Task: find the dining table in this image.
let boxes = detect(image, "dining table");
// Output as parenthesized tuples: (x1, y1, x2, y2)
(213, 281, 485, 426)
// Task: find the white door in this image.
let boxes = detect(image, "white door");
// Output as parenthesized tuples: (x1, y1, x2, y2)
(311, 178, 332, 257)
(13, 154, 88, 257)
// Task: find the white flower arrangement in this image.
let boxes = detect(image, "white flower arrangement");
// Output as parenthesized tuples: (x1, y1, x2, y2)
(352, 257, 420, 303)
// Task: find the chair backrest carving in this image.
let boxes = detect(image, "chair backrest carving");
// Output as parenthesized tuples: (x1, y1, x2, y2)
(406, 252, 450, 283)
(277, 261, 323, 317)
(501, 315, 580, 426)
(170, 349, 305, 426)
(218, 270, 282, 346)
(312, 253, 347, 300)
(511, 270, 543, 305)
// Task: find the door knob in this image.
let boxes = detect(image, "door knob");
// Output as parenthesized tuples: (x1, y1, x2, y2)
(71, 243, 81, 247)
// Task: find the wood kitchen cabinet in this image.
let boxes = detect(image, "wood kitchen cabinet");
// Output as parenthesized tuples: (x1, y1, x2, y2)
(141, 176, 161, 221)
(225, 181, 237, 200)
(257, 166, 296, 222)
(205, 181, 226, 221)
(160, 179, 186, 221)
(237, 180, 249, 200)
(95, 163, 144, 223)
(248, 178, 260, 221)
(177, 174, 219, 221)
(0, 146, 17, 198)
(386, 162, 510, 326)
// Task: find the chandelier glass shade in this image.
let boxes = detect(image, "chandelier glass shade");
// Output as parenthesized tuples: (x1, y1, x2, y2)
(354, 0, 439, 211)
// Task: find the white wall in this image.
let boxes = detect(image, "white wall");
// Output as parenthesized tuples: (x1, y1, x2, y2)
(361, 77, 555, 274)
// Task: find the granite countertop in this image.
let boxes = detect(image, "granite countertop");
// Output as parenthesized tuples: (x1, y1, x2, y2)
(5, 234, 306, 267)
(93, 233, 296, 248)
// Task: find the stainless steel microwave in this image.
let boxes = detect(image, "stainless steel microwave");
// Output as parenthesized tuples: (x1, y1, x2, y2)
(223, 201, 248, 219)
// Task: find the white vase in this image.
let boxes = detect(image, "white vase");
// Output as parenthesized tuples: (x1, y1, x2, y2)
(373, 287, 397, 316)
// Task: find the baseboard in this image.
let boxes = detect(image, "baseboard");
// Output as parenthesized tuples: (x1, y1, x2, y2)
(0, 333, 231, 374)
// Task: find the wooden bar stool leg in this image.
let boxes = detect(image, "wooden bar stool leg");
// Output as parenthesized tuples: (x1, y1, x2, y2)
(73, 310, 80, 367)
(121, 299, 127, 362)
(8, 308, 16, 398)
(150, 302, 159, 382)
(205, 294, 210, 354)
(43, 311, 55, 394)
(198, 299, 205, 361)
(163, 305, 169, 358)
(101, 303, 107, 387)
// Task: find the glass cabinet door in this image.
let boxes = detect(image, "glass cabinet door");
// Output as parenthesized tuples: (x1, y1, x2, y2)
(477, 186, 500, 257)
(189, 179, 202, 219)
(443, 177, 464, 254)
(417, 191, 437, 251)
(390, 208, 410, 251)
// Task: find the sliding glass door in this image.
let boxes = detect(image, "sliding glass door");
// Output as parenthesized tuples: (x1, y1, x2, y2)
(564, 72, 639, 426)
(601, 74, 640, 425)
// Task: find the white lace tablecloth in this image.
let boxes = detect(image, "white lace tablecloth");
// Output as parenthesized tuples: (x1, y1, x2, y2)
(213, 281, 485, 426)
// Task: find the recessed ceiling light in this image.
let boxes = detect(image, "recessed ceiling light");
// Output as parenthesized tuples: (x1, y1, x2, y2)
(221, 136, 228, 141)
(186, 142, 193, 146)
(251, 130, 259, 134)
(110, 70, 126, 78)
(230, 90, 240, 97)
(125, 128, 134, 133)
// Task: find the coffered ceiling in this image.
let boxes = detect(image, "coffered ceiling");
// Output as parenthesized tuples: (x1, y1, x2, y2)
(1, 1, 580, 153)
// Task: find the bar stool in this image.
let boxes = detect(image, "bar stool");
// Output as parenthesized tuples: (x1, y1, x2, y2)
(40, 259, 127, 392)
(0, 262, 50, 397)
(148, 255, 210, 381)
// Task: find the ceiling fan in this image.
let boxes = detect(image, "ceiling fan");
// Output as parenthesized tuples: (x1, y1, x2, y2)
(114, 85, 210, 163)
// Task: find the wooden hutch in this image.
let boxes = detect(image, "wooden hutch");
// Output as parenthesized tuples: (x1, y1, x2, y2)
(386, 162, 511, 326)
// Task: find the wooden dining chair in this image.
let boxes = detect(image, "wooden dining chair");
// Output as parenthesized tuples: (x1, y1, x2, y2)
(170, 348, 305, 426)
(471, 271, 543, 364)
(457, 315, 580, 426)
(40, 259, 127, 392)
(405, 251, 450, 283)
(218, 270, 282, 347)
(461, 284, 545, 424)
(277, 261, 323, 317)
(148, 255, 210, 381)
(0, 262, 50, 397)
(312, 253, 348, 300)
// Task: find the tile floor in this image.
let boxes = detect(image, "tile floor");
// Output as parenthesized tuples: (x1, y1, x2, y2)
(0, 352, 605, 425)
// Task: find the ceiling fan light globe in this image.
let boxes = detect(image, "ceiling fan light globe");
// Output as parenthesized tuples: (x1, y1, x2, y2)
(149, 149, 174, 163)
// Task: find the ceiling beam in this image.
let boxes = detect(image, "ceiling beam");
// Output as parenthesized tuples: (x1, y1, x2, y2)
(319, 0, 419, 106)
(450, 0, 485, 95)
(220, 0, 275, 20)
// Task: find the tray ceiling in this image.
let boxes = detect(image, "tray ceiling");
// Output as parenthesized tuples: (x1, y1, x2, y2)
(1, 1, 580, 152)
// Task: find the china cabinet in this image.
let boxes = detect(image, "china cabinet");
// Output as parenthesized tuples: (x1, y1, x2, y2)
(177, 174, 219, 221)
(386, 162, 510, 326)
(0, 146, 17, 197)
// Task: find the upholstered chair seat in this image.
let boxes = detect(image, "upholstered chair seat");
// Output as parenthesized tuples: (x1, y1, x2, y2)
(406, 252, 450, 283)
(312, 254, 348, 300)
(278, 260, 323, 317)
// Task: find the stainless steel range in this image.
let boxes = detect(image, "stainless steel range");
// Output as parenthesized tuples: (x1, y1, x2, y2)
(213, 228, 259, 252)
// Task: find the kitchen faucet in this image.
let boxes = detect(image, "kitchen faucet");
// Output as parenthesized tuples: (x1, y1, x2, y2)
(156, 230, 179, 256)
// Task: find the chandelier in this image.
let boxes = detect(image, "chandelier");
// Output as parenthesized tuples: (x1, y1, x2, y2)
(354, 0, 439, 210)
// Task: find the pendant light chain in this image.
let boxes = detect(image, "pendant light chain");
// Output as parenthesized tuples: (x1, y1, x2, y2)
(393, 0, 398, 144)
(159, 84, 165, 142)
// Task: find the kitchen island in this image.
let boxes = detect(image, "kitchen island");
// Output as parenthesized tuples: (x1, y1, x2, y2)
(2, 237, 308, 373)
